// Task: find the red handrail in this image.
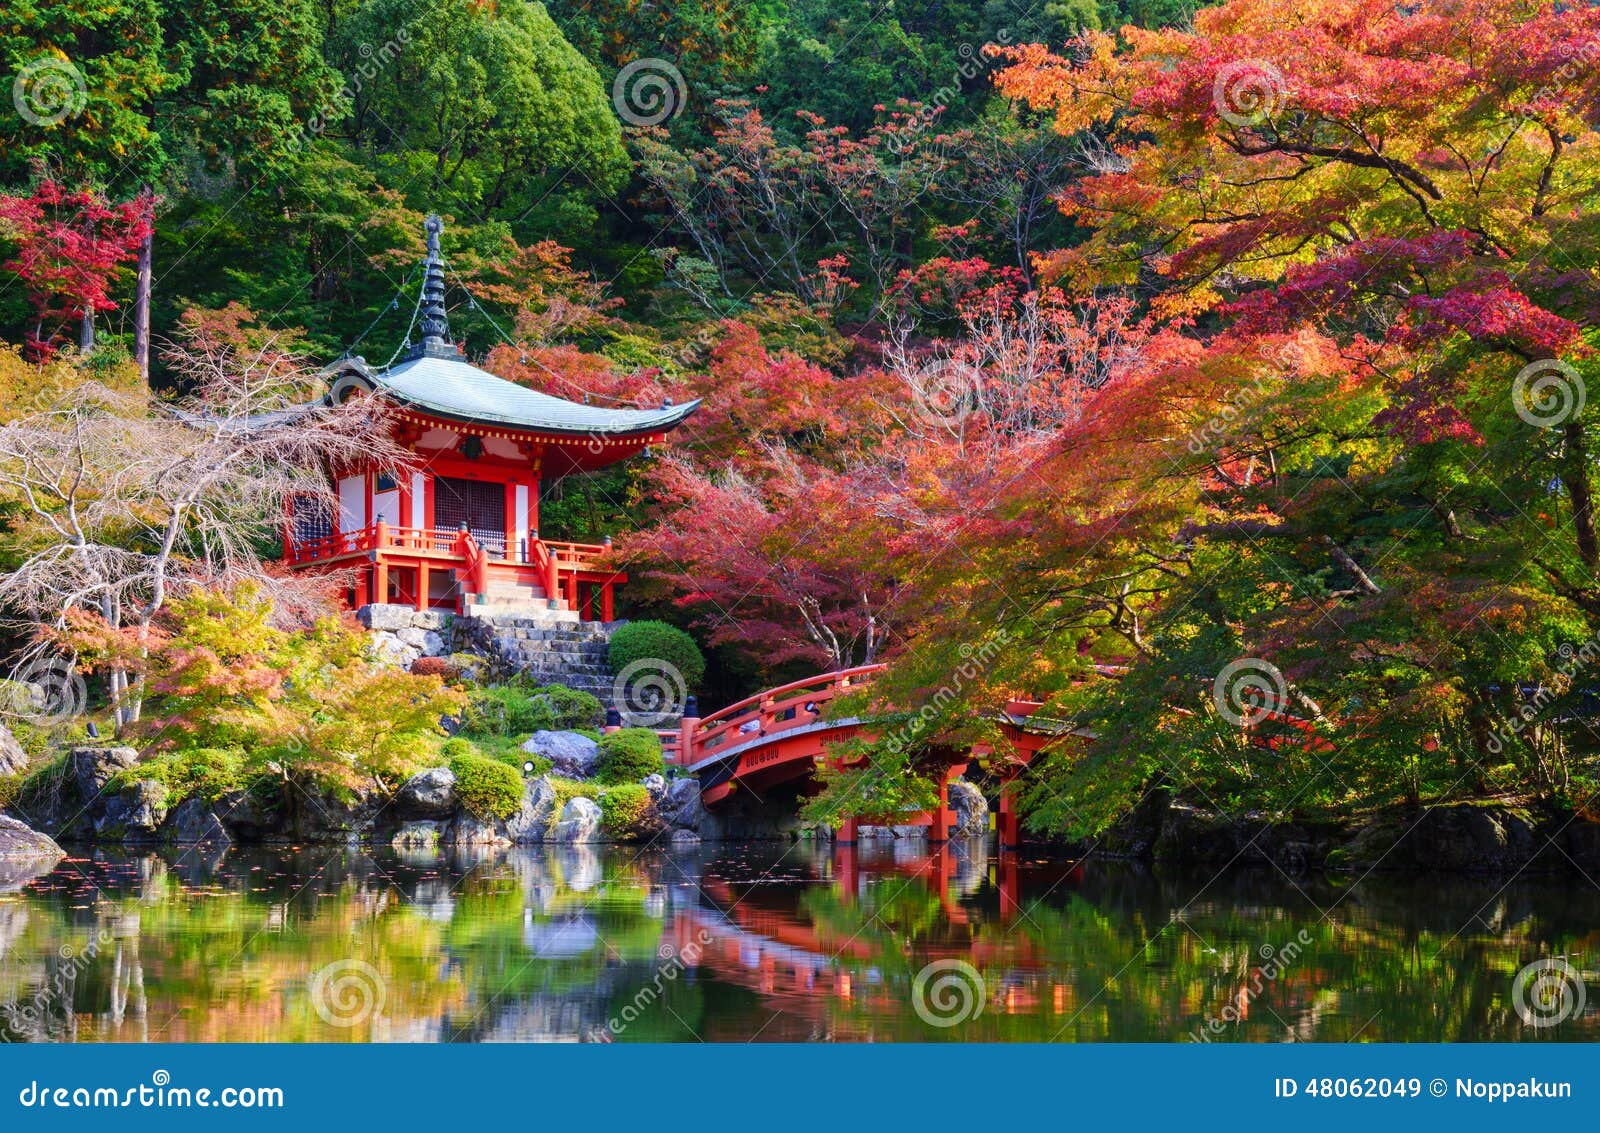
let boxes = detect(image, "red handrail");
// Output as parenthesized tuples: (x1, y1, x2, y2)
(667, 664, 886, 767)
(286, 524, 616, 574)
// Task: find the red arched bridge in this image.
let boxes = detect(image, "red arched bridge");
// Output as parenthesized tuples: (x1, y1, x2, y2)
(633, 662, 1328, 846)
(641, 663, 1086, 846)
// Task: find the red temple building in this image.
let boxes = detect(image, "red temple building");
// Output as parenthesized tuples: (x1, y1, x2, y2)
(283, 216, 699, 620)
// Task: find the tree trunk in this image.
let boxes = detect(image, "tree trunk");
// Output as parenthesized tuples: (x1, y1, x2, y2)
(78, 308, 94, 355)
(1563, 420, 1599, 568)
(133, 208, 153, 387)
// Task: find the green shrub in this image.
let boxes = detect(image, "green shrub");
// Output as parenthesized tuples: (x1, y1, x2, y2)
(110, 746, 246, 803)
(460, 685, 556, 737)
(460, 683, 603, 737)
(535, 684, 602, 730)
(594, 728, 664, 785)
(448, 750, 527, 821)
(607, 621, 706, 692)
(12, 753, 71, 811)
(599, 784, 656, 837)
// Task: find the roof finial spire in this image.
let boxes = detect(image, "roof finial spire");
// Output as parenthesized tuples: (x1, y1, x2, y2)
(414, 213, 458, 359)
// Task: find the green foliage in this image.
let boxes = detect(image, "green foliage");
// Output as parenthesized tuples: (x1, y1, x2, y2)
(448, 750, 526, 820)
(330, 0, 627, 216)
(598, 783, 656, 837)
(132, 585, 462, 795)
(800, 733, 939, 826)
(460, 682, 601, 737)
(110, 747, 246, 804)
(607, 621, 706, 691)
(594, 728, 664, 785)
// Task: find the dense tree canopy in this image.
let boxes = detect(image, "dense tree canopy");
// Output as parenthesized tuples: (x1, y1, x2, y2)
(7, 0, 1600, 835)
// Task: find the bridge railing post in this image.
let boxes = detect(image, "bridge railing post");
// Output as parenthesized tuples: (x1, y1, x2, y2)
(678, 695, 700, 767)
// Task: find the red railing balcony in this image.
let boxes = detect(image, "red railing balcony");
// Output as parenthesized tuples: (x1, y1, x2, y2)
(284, 522, 613, 573)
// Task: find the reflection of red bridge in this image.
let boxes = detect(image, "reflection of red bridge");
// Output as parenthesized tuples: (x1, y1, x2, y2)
(666, 850, 1078, 1035)
(653, 664, 1327, 844)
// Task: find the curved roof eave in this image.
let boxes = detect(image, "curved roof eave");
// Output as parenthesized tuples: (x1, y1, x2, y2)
(321, 354, 701, 438)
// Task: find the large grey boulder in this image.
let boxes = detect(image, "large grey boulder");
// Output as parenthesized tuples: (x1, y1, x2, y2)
(395, 767, 457, 818)
(164, 798, 231, 846)
(552, 796, 602, 843)
(101, 780, 169, 841)
(0, 815, 63, 861)
(504, 776, 557, 844)
(658, 778, 703, 831)
(70, 746, 138, 801)
(949, 779, 989, 838)
(0, 723, 28, 777)
(522, 731, 601, 779)
(358, 603, 417, 631)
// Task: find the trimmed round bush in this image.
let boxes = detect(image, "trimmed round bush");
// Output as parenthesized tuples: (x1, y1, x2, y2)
(599, 784, 657, 838)
(607, 621, 706, 692)
(448, 749, 526, 820)
(594, 728, 664, 785)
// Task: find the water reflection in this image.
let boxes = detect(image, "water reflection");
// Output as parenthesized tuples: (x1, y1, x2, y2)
(0, 839, 1596, 1042)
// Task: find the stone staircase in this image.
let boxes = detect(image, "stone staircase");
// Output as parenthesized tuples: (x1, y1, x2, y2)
(460, 612, 617, 705)
(461, 577, 580, 622)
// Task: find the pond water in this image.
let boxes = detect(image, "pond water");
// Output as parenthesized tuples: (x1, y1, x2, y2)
(0, 840, 1595, 1042)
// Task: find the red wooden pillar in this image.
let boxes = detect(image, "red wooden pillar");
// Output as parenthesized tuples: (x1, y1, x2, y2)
(543, 545, 559, 604)
(502, 480, 517, 561)
(600, 582, 615, 622)
(927, 760, 968, 842)
(998, 779, 1021, 849)
(678, 707, 700, 768)
(372, 521, 389, 604)
(417, 562, 430, 613)
(836, 817, 859, 844)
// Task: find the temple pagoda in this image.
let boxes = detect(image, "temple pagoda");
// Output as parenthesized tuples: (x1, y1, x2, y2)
(283, 215, 699, 620)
